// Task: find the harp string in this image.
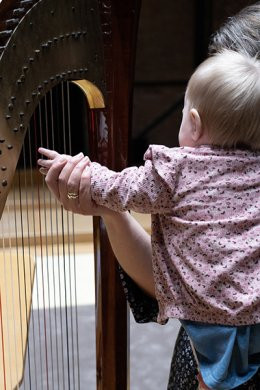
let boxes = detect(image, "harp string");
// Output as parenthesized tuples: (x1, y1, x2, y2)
(42, 94, 55, 389)
(5, 203, 19, 390)
(54, 82, 70, 389)
(60, 208, 70, 389)
(18, 145, 32, 389)
(65, 83, 76, 390)
(47, 89, 61, 389)
(0, 289, 7, 390)
(48, 89, 60, 389)
(61, 81, 72, 389)
(32, 112, 45, 390)
(65, 81, 81, 390)
(67, 81, 81, 390)
(1, 81, 84, 389)
(36, 102, 50, 390)
(52, 81, 68, 389)
(13, 177, 28, 389)
(51, 88, 67, 389)
(1, 208, 12, 388)
(26, 122, 39, 390)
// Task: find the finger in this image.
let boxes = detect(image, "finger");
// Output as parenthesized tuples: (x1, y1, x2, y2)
(45, 158, 68, 199)
(58, 153, 85, 203)
(37, 152, 74, 172)
(39, 167, 48, 176)
(62, 157, 90, 212)
(44, 152, 84, 202)
(38, 154, 70, 178)
(38, 147, 60, 160)
(67, 156, 90, 194)
(37, 158, 55, 169)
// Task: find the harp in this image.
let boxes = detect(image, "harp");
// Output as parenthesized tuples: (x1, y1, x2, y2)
(0, 0, 141, 388)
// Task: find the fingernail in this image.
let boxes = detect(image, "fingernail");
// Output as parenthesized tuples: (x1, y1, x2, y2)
(39, 167, 47, 175)
(78, 156, 89, 165)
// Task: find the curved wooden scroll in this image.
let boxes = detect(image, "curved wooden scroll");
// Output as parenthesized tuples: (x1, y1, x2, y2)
(0, 0, 141, 388)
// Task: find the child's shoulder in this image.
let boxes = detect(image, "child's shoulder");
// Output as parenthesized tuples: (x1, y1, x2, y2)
(145, 144, 260, 160)
(144, 144, 215, 163)
(144, 144, 191, 160)
(144, 145, 260, 176)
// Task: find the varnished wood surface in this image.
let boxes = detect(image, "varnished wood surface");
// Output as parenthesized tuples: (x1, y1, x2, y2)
(92, 1, 141, 389)
(0, 0, 19, 19)
(0, 252, 35, 390)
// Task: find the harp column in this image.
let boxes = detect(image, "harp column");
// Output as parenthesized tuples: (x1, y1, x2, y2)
(93, 1, 141, 389)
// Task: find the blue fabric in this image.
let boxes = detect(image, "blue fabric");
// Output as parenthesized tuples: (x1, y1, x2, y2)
(180, 321, 260, 389)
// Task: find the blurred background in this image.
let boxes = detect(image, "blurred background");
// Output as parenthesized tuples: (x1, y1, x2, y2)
(131, 0, 257, 164)
(0, 1, 257, 389)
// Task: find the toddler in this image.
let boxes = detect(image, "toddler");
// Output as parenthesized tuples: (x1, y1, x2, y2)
(39, 49, 260, 389)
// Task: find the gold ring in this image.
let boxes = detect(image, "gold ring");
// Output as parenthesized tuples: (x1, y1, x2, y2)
(67, 192, 79, 200)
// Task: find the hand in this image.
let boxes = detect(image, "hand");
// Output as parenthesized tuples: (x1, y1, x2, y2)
(38, 147, 114, 216)
(38, 147, 82, 176)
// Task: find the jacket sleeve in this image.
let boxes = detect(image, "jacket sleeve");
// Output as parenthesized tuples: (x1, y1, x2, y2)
(90, 157, 175, 214)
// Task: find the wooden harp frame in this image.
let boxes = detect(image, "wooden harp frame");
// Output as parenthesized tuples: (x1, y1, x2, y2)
(0, 0, 141, 388)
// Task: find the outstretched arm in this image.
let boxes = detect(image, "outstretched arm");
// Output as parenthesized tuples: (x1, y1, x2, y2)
(102, 211, 155, 297)
(38, 148, 156, 298)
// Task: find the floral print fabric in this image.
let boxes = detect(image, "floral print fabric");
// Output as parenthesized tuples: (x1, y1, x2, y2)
(91, 145, 260, 325)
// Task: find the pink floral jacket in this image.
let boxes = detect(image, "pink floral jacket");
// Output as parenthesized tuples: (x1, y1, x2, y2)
(90, 145, 260, 325)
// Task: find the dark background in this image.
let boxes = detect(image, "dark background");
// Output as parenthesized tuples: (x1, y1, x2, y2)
(131, 0, 257, 164)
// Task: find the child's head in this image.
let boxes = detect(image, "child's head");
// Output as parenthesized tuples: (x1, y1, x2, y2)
(179, 50, 260, 150)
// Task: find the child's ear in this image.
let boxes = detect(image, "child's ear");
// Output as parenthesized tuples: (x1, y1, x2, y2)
(190, 108, 203, 142)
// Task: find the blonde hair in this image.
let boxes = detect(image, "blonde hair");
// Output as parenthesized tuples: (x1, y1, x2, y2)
(186, 50, 260, 150)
